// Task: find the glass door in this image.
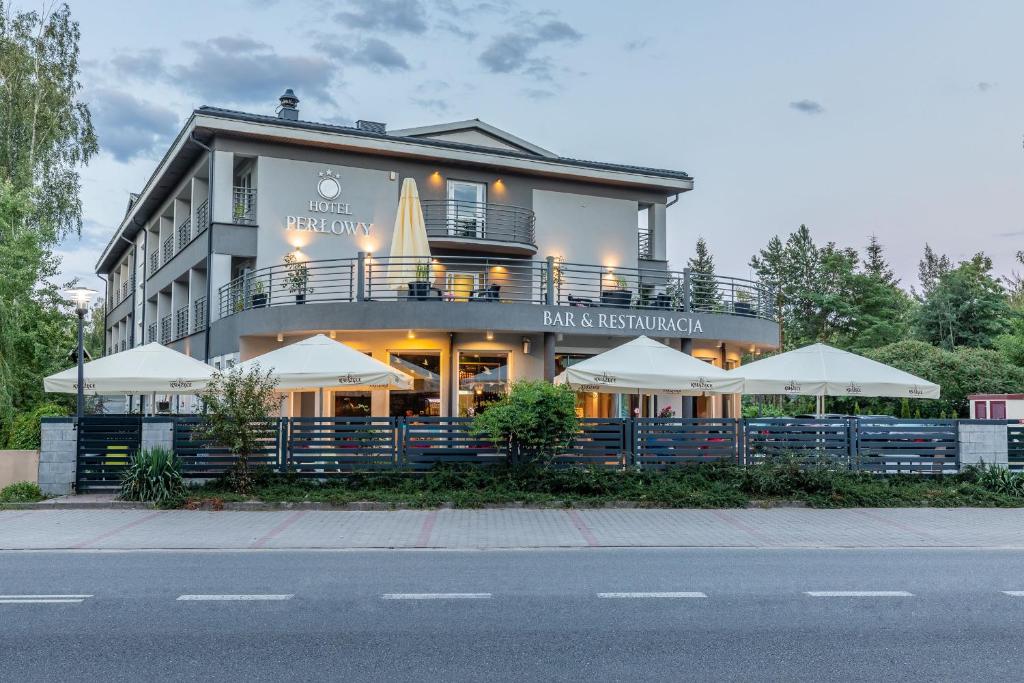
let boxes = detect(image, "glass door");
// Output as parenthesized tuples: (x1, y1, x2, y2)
(447, 180, 486, 238)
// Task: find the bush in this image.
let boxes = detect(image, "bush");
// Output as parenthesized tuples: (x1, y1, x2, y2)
(967, 464, 1024, 497)
(472, 380, 579, 467)
(120, 447, 186, 505)
(0, 481, 45, 503)
(3, 402, 68, 449)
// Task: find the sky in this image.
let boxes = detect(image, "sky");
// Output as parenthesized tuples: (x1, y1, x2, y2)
(49, 0, 1024, 296)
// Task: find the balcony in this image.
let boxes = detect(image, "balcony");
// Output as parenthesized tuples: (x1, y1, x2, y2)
(147, 322, 157, 344)
(176, 217, 191, 252)
(421, 199, 535, 255)
(174, 306, 190, 340)
(162, 234, 174, 267)
(159, 315, 172, 344)
(195, 199, 209, 235)
(218, 255, 774, 323)
(192, 296, 207, 334)
(232, 187, 256, 225)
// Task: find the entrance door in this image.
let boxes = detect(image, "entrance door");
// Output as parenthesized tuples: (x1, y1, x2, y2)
(447, 180, 486, 238)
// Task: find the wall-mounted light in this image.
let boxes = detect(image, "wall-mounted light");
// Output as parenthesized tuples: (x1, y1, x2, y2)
(521, 337, 531, 354)
(556, 333, 564, 342)
(407, 329, 416, 339)
(428, 171, 443, 187)
(486, 330, 494, 341)
(389, 171, 397, 181)
(330, 331, 337, 339)
(276, 332, 284, 342)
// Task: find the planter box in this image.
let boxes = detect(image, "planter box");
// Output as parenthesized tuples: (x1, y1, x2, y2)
(0, 450, 39, 488)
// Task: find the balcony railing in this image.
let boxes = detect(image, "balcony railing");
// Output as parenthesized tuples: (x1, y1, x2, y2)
(218, 255, 773, 320)
(162, 234, 174, 266)
(192, 297, 207, 334)
(638, 230, 653, 260)
(147, 322, 157, 344)
(149, 249, 159, 275)
(174, 306, 190, 340)
(176, 217, 191, 252)
(421, 199, 535, 246)
(195, 199, 209, 235)
(159, 314, 172, 344)
(232, 187, 257, 225)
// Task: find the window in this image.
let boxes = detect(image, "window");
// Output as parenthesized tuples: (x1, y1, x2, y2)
(446, 272, 478, 302)
(458, 352, 508, 417)
(446, 180, 486, 238)
(991, 401, 1006, 420)
(389, 352, 442, 417)
(974, 401, 987, 419)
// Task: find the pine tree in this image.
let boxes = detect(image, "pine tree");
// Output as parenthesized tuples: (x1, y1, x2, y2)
(915, 244, 951, 300)
(863, 235, 898, 286)
(687, 237, 721, 311)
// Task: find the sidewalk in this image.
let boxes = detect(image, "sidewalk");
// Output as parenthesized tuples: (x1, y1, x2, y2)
(2, 507, 1023, 550)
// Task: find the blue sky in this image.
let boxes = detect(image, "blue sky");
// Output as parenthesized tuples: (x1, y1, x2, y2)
(54, 0, 1024, 294)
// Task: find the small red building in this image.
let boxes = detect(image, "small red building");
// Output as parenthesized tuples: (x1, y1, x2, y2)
(968, 394, 1024, 420)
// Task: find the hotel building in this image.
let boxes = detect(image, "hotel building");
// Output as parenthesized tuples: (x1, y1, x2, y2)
(96, 90, 779, 418)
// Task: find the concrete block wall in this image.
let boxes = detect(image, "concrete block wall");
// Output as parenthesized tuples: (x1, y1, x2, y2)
(38, 418, 77, 496)
(141, 418, 175, 452)
(959, 422, 1009, 467)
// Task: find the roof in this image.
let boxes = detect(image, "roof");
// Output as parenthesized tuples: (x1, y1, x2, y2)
(968, 394, 1024, 401)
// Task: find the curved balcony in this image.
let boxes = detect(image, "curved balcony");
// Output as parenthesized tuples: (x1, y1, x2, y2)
(219, 256, 775, 322)
(421, 199, 536, 255)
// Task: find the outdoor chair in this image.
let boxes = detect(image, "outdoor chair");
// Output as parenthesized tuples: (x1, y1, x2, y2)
(470, 284, 501, 302)
(567, 295, 593, 307)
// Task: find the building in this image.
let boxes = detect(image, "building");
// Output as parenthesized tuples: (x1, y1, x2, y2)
(969, 394, 1024, 420)
(96, 90, 780, 419)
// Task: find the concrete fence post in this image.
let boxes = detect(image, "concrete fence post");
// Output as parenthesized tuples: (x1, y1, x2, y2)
(38, 418, 77, 496)
(958, 421, 1009, 468)
(141, 418, 175, 454)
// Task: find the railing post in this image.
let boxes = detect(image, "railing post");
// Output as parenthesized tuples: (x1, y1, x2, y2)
(356, 252, 366, 302)
(545, 256, 555, 305)
(682, 268, 691, 312)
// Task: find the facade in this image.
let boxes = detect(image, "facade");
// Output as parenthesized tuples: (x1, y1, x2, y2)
(96, 91, 779, 419)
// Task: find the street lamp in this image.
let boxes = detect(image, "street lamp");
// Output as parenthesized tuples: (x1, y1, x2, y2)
(65, 287, 97, 419)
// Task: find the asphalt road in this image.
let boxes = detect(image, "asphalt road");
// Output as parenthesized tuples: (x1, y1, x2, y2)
(1, 548, 1023, 682)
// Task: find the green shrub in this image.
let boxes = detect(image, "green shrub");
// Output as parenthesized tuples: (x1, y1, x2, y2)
(120, 447, 186, 504)
(0, 481, 45, 503)
(968, 464, 1024, 497)
(472, 380, 579, 467)
(4, 403, 68, 449)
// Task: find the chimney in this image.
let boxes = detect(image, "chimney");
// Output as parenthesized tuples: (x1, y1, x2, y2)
(277, 88, 299, 120)
(356, 120, 386, 134)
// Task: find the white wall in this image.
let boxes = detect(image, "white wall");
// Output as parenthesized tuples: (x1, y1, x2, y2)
(532, 189, 638, 269)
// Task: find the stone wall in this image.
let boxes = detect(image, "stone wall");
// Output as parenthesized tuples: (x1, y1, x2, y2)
(959, 422, 1009, 467)
(38, 418, 77, 496)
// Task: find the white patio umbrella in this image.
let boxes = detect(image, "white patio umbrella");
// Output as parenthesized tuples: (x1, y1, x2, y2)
(725, 342, 940, 412)
(387, 177, 432, 291)
(43, 342, 214, 395)
(234, 334, 414, 391)
(553, 336, 743, 395)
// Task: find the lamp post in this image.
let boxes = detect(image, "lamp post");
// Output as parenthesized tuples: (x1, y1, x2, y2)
(65, 287, 97, 419)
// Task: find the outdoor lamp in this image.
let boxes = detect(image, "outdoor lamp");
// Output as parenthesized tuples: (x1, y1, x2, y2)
(522, 337, 531, 355)
(64, 286, 97, 419)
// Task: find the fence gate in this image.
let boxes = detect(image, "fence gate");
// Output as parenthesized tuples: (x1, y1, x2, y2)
(1008, 423, 1024, 471)
(76, 415, 143, 492)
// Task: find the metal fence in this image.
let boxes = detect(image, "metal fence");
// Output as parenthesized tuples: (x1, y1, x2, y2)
(76, 416, 143, 492)
(1010, 424, 1024, 471)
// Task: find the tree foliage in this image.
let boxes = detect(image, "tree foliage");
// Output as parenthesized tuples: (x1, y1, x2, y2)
(472, 380, 579, 467)
(915, 254, 1008, 350)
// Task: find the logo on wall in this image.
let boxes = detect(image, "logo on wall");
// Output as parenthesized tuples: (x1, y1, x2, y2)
(317, 169, 342, 201)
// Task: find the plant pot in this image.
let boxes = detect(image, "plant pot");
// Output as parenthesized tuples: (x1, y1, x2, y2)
(734, 301, 753, 317)
(295, 292, 306, 305)
(252, 293, 268, 308)
(600, 289, 632, 308)
(408, 281, 431, 301)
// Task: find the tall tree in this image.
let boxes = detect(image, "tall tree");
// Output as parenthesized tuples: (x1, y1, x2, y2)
(915, 243, 951, 300)
(687, 236, 721, 311)
(916, 253, 1008, 350)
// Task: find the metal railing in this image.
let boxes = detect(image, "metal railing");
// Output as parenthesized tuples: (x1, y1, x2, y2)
(174, 306, 189, 340)
(232, 187, 257, 224)
(638, 230, 653, 259)
(149, 249, 159, 275)
(421, 199, 535, 245)
(218, 255, 774, 320)
(147, 322, 157, 344)
(159, 314, 171, 344)
(192, 297, 207, 334)
(195, 199, 209, 235)
(161, 234, 174, 266)
(176, 217, 191, 252)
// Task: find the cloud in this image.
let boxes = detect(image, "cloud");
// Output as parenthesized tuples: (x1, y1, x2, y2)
(789, 99, 825, 115)
(977, 81, 994, 92)
(478, 19, 581, 77)
(521, 88, 554, 100)
(410, 97, 449, 114)
(437, 20, 477, 41)
(171, 37, 336, 105)
(351, 38, 410, 71)
(89, 89, 179, 162)
(996, 229, 1024, 237)
(624, 37, 650, 52)
(110, 49, 165, 80)
(334, 0, 427, 34)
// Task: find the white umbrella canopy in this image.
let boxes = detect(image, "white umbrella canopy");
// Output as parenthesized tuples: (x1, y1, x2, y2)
(725, 343, 940, 399)
(387, 177, 431, 290)
(43, 343, 215, 394)
(553, 336, 743, 395)
(234, 334, 413, 390)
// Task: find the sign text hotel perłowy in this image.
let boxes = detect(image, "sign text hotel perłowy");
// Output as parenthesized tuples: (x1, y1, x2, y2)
(285, 169, 375, 237)
(543, 309, 704, 334)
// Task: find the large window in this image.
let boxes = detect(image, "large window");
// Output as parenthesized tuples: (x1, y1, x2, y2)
(446, 180, 486, 238)
(458, 352, 508, 417)
(389, 352, 442, 417)
(333, 392, 371, 417)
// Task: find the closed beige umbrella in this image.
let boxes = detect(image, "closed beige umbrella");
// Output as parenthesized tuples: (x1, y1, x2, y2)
(387, 177, 432, 291)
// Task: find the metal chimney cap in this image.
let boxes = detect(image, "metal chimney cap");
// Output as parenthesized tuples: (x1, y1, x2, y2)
(279, 88, 299, 108)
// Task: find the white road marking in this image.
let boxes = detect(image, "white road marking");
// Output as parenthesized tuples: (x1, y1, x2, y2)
(176, 594, 294, 601)
(381, 593, 492, 600)
(598, 592, 707, 599)
(0, 594, 91, 604)
(1002, 591, 1024, 597)
(806, 591, 913, 597)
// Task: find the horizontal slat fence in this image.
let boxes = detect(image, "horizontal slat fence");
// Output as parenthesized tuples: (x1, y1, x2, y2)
(287, 417, 398, 474)
(172, 417, 283, 477)
(554, 418, 629, 468)
(76, 415, 143, 492)
(1009, 424, 1024, 471)
(634, 418, 738, 468)
(854, 419, 959, 474)
(402, 417, 503, 469)
(742, 418, 853, 465)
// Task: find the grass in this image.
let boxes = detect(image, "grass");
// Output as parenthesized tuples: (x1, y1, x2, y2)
(173, 461, 1024, 510)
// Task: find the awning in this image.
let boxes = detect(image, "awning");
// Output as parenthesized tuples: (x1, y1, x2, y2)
(725, 343, 940, 398)
(553, 336, 743, 395)
(234, 334, 413, 391)
(43, 343, 214, 394)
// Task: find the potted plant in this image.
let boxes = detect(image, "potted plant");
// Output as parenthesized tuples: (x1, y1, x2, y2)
(408, 262, 431, 300)
(283, 252, 313, 304)
(733, 290, 753, 317)
(250, 279, 268, 309)
(601, 273, 632, 308)
(233, 201, 247, 222)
